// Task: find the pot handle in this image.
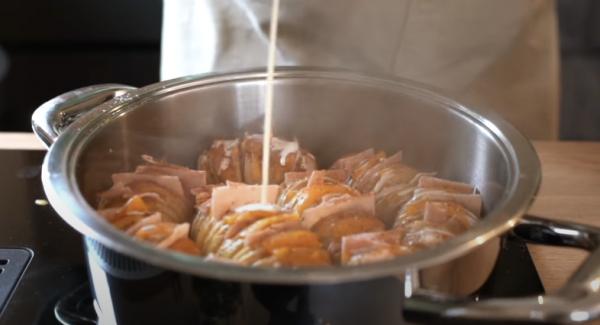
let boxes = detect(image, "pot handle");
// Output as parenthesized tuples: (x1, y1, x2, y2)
(404, 214, 600, 324)
(31, 84, 136, 147)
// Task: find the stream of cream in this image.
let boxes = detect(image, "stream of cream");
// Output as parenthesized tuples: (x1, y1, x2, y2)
(260, 0, 281, 203)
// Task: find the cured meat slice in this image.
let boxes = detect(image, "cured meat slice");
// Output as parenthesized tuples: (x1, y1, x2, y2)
(137, 155, 207, 194)
(417, 176, 476, 194)
(210, 183, 280, 219)
(283, 169, 348, 185)
(340, 229, 412, 265)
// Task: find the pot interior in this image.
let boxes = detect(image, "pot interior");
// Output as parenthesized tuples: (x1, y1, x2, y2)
(44, 70, 540, 282)
(77, 74, 511, 212)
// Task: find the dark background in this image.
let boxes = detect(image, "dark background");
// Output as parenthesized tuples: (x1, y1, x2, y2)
(0, 0, 162, 132)
(0, 0, 598, 139)
(557, 0, 600, 140)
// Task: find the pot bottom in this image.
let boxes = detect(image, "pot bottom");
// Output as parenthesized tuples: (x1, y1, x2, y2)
(80, 236, 543, 325)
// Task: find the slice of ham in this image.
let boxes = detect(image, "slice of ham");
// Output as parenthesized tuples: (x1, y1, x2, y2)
(417, 176, 476, 194)
(137, 155, 207, 192)
(403, 227, 455, 248)
(423, 201, 478, 230)
(423, 201, 451, 225)
(363, 151, 403, 176)
(302, 194, 375, 229)
(412, 191, 482, 217)
(376, 183, 415, 200)
(111, 173, 185, 197)
(305, 170, 350, 187)
(340, 228, 410, 265)
(283, 169, 348, 185)
(210, 184, 280, 219)
(371, 164, 418, 194)
(342, 229, 405, 254)
(353, 152, 403, 192)
(97, 183, 134, 208)
(375, 184, 416, 226)
(106, 172, 192, 223)
(393, 196, 480, 250)
(330, 149, 375, 172)
(225, 180, 246, 187)
(380, 151, 403, 165)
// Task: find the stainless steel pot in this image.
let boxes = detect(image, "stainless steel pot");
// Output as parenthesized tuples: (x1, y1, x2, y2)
(32, 69, 600, 324)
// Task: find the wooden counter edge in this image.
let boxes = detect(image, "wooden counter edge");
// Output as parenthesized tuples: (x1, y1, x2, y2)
(0, 132, 46, 150)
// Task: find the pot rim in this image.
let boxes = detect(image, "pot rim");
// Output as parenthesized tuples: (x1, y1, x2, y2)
(41, 67, 541, 284)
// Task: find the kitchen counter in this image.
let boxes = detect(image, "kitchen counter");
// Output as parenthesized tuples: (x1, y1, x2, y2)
(526, 141, 600, 325)
(526, 141, 600, 291)
(1, 133, 599, 309)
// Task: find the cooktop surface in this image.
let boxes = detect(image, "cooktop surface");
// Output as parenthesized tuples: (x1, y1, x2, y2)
(0, 150, 86, 325)
(0, 149, 545, 325)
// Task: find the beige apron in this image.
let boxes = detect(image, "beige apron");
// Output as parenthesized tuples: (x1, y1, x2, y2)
(161, 0, 559, 140)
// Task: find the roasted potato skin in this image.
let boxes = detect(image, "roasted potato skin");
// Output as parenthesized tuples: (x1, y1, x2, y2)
(198, 134, 317, 185)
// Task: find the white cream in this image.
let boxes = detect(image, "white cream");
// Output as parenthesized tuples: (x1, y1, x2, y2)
(260, 0, 281, 204)
(219, 157, 231, 171)
(278, 140, 299, 166)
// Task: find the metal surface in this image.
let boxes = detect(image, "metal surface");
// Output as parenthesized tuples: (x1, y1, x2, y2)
(32, 68, 562, 321)
(33, 68, 541, 283)
(54, 283, 97, 325)
(84, 236, 542, 325)
(405, 215, 600, 324)
(31, 84, 136, 147)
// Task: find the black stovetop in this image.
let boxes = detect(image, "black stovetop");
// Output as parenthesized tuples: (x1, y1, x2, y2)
(0, 150, 85, 325)
(0, 149, 545, 325)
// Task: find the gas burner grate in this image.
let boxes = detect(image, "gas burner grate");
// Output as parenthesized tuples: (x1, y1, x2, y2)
(54, 282, 97, 325)
(0, 248, 32, 317)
